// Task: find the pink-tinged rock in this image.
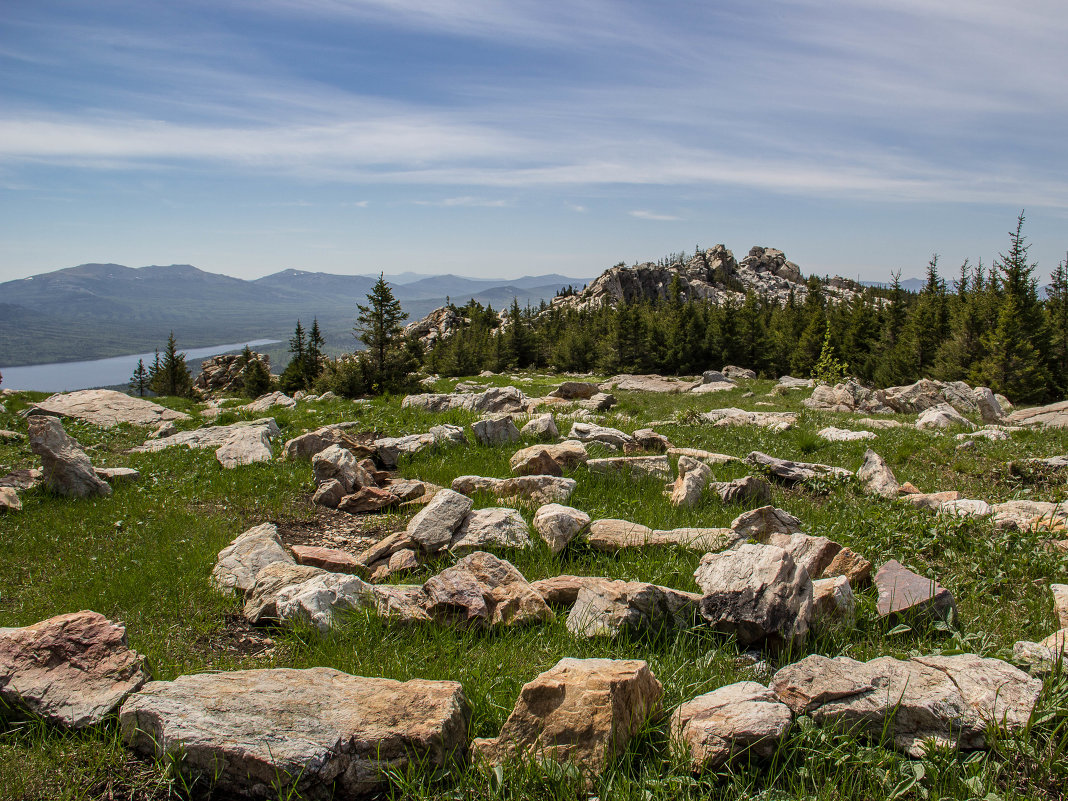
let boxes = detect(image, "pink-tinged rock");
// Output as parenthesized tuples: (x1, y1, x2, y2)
(0, 611, 147, 728)
(291, 545, 366, 575)
(875, 560, 956, 622)
(337, 486, 399, 513)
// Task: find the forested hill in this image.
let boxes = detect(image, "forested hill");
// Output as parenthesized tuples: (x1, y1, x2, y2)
(0, 264, 592, 367)
(418, 227, 1068, 404)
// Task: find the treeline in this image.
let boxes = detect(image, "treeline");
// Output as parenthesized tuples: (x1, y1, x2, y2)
(424, 215, 1068, 403)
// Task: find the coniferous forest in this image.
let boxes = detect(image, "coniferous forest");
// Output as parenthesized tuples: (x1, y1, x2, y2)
(422, 216, 1068, 403)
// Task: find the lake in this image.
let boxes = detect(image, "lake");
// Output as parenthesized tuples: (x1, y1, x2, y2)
(0, 339, 281, 392)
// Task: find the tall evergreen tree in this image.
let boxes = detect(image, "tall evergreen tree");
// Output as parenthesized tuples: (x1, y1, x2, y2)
(129, 359, 150, 397)
(355, 273, 411, 392)
(150, 332, 194, 397)
(977, 212, 1052, 402)
(1047, 254, 1068, 394)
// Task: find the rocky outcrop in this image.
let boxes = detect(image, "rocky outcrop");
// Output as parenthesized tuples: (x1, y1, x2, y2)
(770, 653, 1041, 756)
(120, 668, 470, 799)
(192, 351, 271, 397)
(702, 408, 797, 430)
(28, 416, 112, 498)
(28, 388, 190, 427)
(548, 245, 858, 315)
(404, 305, 483, 347)
(0, 611, 147, 729)
(471, 658, 662, 779)
(805, 379, 1005, 421)
(1006, 399, 1068, 429)
(600, 374, 700, 393)
(746, 451, 852, 484)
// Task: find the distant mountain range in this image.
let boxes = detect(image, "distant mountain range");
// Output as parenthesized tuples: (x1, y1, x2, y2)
(0, 264, 593, 367)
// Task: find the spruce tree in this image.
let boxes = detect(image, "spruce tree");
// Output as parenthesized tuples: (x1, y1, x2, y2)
(1047, 254, 1068, 393)
(978, 212, 1052, 402)
(129, 359, 150, 397)
(305, 318, 325, 385)
(150, 332, 194, 397)
(355, 273, 410, 392)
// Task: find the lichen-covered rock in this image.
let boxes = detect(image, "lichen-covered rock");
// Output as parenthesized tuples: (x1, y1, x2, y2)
(770, 653, 1041, 756)
(856, 449, 899, 498)
(29, 388, 190, 427)
(120, 668, 470, 799)
(0, 611, 147, 728)
(532, 503, 590, 553)
(450, 507, 531, 554)
(471, 416, 521, 446)
(566, 580, 701, 638)
(406, 489, 473, 552)
(422, 551, 552, 627)
(28, 416, 111, 498)
(211, 523, 292, 594)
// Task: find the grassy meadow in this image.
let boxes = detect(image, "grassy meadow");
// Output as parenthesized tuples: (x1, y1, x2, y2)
(1, 374, 1067, 800)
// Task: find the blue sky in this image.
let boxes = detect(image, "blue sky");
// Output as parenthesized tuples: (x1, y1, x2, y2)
(1, 0, 1066, 284)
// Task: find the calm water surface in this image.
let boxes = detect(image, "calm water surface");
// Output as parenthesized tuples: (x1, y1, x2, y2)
(0, 339, 281, 392)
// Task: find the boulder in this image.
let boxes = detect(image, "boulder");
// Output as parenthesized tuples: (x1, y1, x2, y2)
(471, 658, 662, 779)
(939, 498, 993, 518)
(691, 381, 735, 395)
(671, 682, 792, 770)
(702, 409, 797, 430)
(240, 562, 329, 624)
(0, 486, 21, 512)
(600, 374, 700, 393)
(882, 379, 981, 415)
(385, 479, 427, 502)
(406, 489, 473, 552)
(95, 466, 140, 484)
(1006, 399, 1068, 429)
(274, 572, 376, 632)
(730, 506, 803, 539)
(1053, 583, 1068, 629)
(0, 611, 147, 728)
(311, 478, 346, 508)
(452, 474, 577, 505)
(450, 507, 531, 554)
(712, 475, 772, 505)
(531, 575, 618, 607)
(820, 548, 873, 587)
(667, 447, 737, 465)
(422, 551, 552, 627)
(693, 544, 814, 649)
(856, 449, 899, 498)
(632, 428, 672, 452)
(0, 467, 40, 490)
(669, 455, 711, 507)
(1013, 629, 1068, 672)
(566, 580, 701, 638)
(245, 391, 296, 412)
(875, 560, 956, 623)
(804, 381, 892, 414)
(549, 381, 599, 399)
(471, 416, 521, 446)
(510, 440, 587, 474)
(212, 523, 293, 594)
(722, 366, 756, 379)
(745, 451, 852, 484)
(763, 532, 842, 579)
(132, 419, 277, 468)
(521, 414, 559, 440)
(916, 403, 974, 430)
(120, 668, 470, 799)
(312, 445, 371, 494)
(587, 519, 733, 552)
(355, 531, 417, 570)
(973, 387, 1004, 424)
(282, 425, 372, 461)
(818, 426, 876, 442)
(567, 422, 634, 448)
(402, 386, 528, 414)
(28, 416, 111, 498)
(0, 429, 25, 443)
(532, 503, 590, 553)
(588, 455, 671, 481)
(902, 490, 961, 511)
(770, 653, 1041, 756)
(28, 388, 190, 427)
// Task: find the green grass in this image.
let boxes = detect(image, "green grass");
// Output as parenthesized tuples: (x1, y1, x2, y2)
(1, 378, 1067, 799)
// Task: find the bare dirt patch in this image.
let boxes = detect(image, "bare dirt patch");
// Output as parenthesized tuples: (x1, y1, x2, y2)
(193, 614, 276, 660)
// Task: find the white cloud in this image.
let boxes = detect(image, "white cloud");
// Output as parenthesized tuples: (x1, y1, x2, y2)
(629, 210, 682, 221)
(411, 196, 511, 207)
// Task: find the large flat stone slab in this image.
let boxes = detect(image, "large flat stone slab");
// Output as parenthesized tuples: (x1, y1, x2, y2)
(120, 667, 470, 799)
(30, 389, 190, 428)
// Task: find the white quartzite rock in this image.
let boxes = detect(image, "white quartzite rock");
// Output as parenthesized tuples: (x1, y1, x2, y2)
(671, 682, 793, 770)
(532, 503, 590, 553)
(422, 551, 551, 627)
(450, 507, 531, 554)
(0, 486, 22, 512)
(29, 388, 190, 427)
(818, 426, 876, 442)
(856, 449, 899, 498)
(471, 416, 521, 446)
(120, 668, 470, 799)
(406, 489, 473, 552)
(567, 422, 634, 448)
(212, 522, 293, 594)
(670, 455, 711, 507)
(566, 580, 701, 638)
(28, 415, 112, 498)
(694, 543, 814, 649)
(916, 403, 974, 430)
(771, 653, 1041, 755)
(521, 414, 559, 440)
(588, 455, 671, 481)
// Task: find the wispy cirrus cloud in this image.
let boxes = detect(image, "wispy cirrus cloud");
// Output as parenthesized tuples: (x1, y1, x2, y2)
(629, 210, 682, 221)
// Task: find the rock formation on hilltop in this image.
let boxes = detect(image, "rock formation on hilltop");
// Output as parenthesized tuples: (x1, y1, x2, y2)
(405, 244, 861, 346)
